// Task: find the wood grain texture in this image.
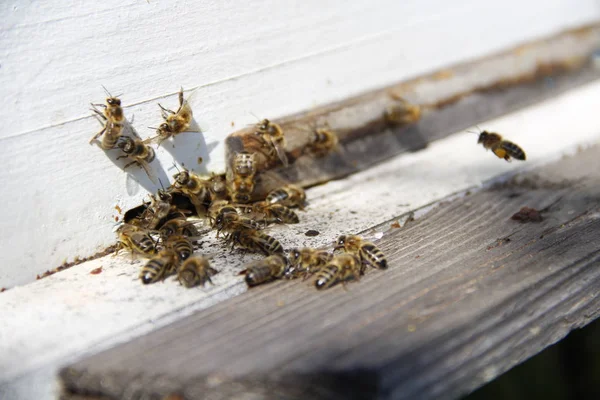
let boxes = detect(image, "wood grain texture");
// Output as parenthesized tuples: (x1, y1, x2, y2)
(61, 145, 600, 400)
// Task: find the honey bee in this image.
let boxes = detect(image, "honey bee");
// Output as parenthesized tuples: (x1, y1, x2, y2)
(254, 118, 288, 167)
(265, 185, 306, 209)
(304, 126, 339, 157)
(116, 224, 156, 257)
(158, 217, 200, 239)
(172, 168, 214, 216)
(240, 254, 287, 286)
(165, 234, 194, 261)
(228, 229, 284, 255)
(177, 256, 218, 288)
(153, 87, 196, 144)
(285, 247, 333, 279)
(251, 201, 299, 224)
(212, 207, 261, 237)
(476, 130, 526, 161)
(314, 253, 362, 290)
(139, 249, 179, 284)
(233, 151, 257, 177)
(384, 97, 421, 126)
(334, 235, 388, 271)
(116, 136, 158, 184)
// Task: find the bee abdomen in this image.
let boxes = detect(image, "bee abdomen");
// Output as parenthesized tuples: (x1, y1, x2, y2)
(361, 244, 388, 269)
(271, 204, 299, 224)
(244, 266, 272, 286)
(315, 266, 339, 290)
(259, 234, 284, 255)
(501, 141, 526, 160)
(139, 260, 165, 284)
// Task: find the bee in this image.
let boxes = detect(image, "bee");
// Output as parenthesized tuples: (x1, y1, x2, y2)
(233, 151, 257, 177)
(172, 168, 214, 216)
(228, 229, 284, 255)
(304, 126, 338, 157)
(116, 136, 158, 184)
(334, 235, 388, 271)
(177, 256, 218, 288)
(477, 131, 526, 161)
(314, 253, 362, 290)
(252, 201, 299, 224)
(139, 249, 179, 284)
(165, 234, 194, 262)
(265, 185, 306, 209)
(116, 224, 156, 257)
(153, 87, 196, 144)
(254, 118, 288, 167)
(158, 217, 200, 239)
(213, 207, 261, 237)
(384, 97, 421, 126)
(285, 247, 333, 279)
(240, 254, 287, 286)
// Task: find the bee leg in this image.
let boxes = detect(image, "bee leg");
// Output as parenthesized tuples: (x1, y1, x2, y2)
(89, 126, 107, 143)
(122, 160, 139, 169)
(178, 88, 184, 107)
(158, 103, 176, 117)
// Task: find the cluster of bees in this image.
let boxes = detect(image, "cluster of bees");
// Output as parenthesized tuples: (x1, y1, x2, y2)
(89, 86, 525, 290)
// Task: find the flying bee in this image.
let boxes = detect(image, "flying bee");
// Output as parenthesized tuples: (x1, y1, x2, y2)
(172, 168, 214, 216)
(177, 256, 218, 288)
(152, 87, 197, 144)
(116, 136, 158, 184)
(158, 217, 200, 239)
(304, 126, 339, 157)
(139, 249, 179, 284)
(285, 247, 333, 279)
(228, 229, 284, 255)
(334, 235, 388, 272)
(384, 97, 421, 126)
(251, 201, 299, 224)
(265, 185, 306, 209)
(233, 151, 257, 177)
(476, 130, 526, 161)
(91, 86, 125, 124)
(314, 253, 362, 290)
(240, 254, 288, 286)
(254, 118, 288, 167)
(165, 234, 194, 262)
(116, 224, 156, 257)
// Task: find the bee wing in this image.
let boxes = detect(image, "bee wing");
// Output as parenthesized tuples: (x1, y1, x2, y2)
(273, 142, 289, 167)
(137, 159, 159, 185)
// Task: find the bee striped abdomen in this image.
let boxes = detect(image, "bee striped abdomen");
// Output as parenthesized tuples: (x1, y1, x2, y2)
(270, 204, 299, 224)
(252, 232, 284, 255)
(167, 236, 194, 261)
(501, 141, 526, 160)
(315, 266, 339, 290)
(140, 259, 166, 284)
(360, 243, 388, 270)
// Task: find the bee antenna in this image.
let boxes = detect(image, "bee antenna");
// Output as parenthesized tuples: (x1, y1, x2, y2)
(101, 85, 112, 98)
(249, 112, 261, 122)
(158, 178, 166, 190)
(171, 162, 181, 173)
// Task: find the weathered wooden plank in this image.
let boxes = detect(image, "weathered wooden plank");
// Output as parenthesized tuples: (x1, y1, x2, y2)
(226, 24, 600, 197)
(60, 144, 600, 399)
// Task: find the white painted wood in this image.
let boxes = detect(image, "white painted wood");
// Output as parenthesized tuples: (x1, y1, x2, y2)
(0, 1, 599, 285)
(1, 80, 600, 399)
